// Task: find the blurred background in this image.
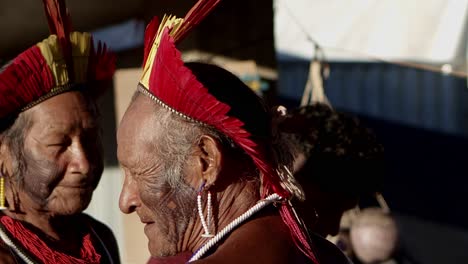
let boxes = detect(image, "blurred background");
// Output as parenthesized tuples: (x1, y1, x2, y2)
(1, 0, 467, 263)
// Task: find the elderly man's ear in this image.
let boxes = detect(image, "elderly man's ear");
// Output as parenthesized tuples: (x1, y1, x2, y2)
(194, 135, 222, 188)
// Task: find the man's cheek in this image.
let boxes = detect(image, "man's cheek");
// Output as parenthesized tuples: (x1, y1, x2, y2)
(141, 188, 171, 213)
(22, 167, 58, 200)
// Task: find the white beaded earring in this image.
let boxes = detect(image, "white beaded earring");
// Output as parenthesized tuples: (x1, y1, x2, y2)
(197, 183, 214, 238)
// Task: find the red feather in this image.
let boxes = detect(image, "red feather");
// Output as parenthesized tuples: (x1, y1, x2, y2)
(88, 39, 116, 83)
(143, 17, 160, 67)
(42, 0, 74, 81)
(0, 46, 55, 119)
(173, 0, 221, 43)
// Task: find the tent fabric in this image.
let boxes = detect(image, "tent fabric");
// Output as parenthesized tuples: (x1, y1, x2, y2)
(274, 0, 468, 64)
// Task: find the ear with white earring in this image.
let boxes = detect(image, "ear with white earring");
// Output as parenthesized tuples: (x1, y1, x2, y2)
(197, 181, 214, 238)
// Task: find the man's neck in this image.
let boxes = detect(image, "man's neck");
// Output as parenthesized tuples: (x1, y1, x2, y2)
(195, 211, 304, 264)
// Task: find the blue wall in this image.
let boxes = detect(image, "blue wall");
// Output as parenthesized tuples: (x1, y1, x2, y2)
(277, 56, 467, 136)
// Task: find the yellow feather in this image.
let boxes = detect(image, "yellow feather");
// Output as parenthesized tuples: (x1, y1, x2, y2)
(37, 32, 92, 88)
(140, 15, 184, 89)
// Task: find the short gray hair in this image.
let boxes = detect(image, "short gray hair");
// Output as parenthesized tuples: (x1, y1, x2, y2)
(0, 112, 32, 182)
(149, 101, 257, 189)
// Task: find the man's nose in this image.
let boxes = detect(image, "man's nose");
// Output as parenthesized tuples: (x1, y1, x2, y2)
(69, 141, 91, 175)
(119, 173, 141, 214)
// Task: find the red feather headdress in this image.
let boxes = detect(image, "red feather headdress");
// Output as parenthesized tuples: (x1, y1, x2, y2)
(138, 0, 317, 262)
(0, 0, 115, 119)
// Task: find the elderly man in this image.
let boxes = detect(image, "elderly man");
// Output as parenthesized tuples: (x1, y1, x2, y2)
(117, 1, 358, 263)
(119, 62, 314, 263)
(0, 0, 119, 263)
(116, 1, 333, 263)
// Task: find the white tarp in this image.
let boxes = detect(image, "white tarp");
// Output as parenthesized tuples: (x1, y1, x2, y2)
(274, 0, 468, 65)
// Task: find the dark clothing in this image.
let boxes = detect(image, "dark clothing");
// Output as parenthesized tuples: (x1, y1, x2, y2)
(146, 234, 351, 264)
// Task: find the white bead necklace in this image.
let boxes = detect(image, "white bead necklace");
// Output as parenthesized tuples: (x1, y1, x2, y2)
(0, 224, 35, 264)
(189, 193, 282, 262)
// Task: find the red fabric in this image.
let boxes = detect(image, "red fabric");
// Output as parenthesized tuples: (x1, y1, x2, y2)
(0, 215, 101, 264)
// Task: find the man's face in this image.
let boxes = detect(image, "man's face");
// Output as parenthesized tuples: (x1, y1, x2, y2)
(13, 91, 103, 215)
(298, 181, 358, 237)
(293, 152, 359, 237)
(316, 190, 357, 237)
(117, 94, 196, 257)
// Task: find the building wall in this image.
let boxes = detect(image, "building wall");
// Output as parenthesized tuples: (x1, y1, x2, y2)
(277, 58, 467, 135)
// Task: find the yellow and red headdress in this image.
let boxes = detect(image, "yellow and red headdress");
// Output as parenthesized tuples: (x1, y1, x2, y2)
(139, 0, 290, 199)
(0, 0, 115, 119)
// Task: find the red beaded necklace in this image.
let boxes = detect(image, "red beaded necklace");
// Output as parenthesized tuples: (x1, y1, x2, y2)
(0, 215, 101, 264)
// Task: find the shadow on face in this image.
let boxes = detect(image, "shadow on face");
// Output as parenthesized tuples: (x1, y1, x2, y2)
(298, 182, 358, 237)
(3, 91, 103, 216)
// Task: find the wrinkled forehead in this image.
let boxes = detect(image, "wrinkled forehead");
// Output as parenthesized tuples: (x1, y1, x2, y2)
(117, 94, 164, 166)
(118, 93, 159, 138)
(25, 91, 98, 133)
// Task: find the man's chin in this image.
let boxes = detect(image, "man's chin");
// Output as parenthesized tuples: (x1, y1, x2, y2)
(46, 197, 93, 216)
(149, 252, 193, 263)
(150, 250, 176, 258)
(149, 240, 175, 258)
